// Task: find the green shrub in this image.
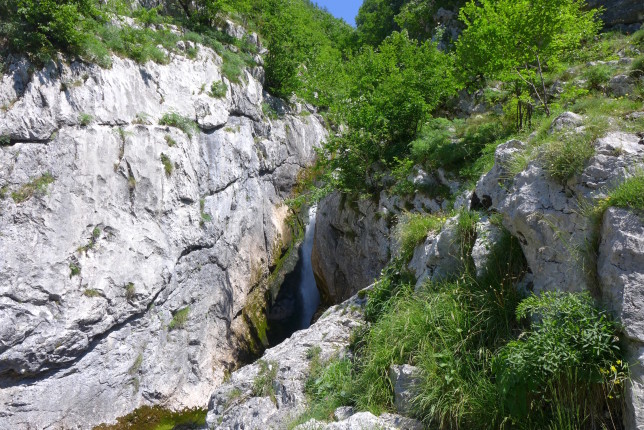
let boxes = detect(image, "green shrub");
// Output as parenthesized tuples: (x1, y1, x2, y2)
(78, 113, 93, 126)
(164, 134, 176, 147)
(169, 307, 189, 330)
(159, 112, 198, 138)
(494, 292, 627, 427)
(222, 50, 245, 84)
(0, 135, 11, 146)
(393, 212, 446, 261)
(209, 81, 228, 98)
(540, 132, 595, 184)
(252, 360, 278, 400)
(607, 171, 644, 210)
(630, 55, 644, 78)
(11, 173, 55, 203)
(583, 64, 613, 91)
(364, 258, 415, 323)
(199, 198, 212, 226)
(83, 289, 101, 297)
(160, 153, 173, 176)
(69, 262, 81, 278)
(300, 356, 354, 423)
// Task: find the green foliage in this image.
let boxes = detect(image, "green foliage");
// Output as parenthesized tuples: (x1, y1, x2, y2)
(583, 64, 613, 91)
(252, 360, 278, 400)
(364, 258, 415, 323)
(630, 55, 644, 78)
(393, 212, 446, 261)
(69, 262, 81, 278)
(160, 153, 173, 176)
(11, 173, 55, 203)
(199, 198, 212, 226)
(159, 112, 198, 138)
(540, 132, 596, 184)
(221, 50, 246, 83)
(321, 31, 458, 193)
(78, 112, 93, 127)
(299, 354, 354, 423)
(0, 135, 10, 146)
(169, 307, 190, 330)
(164, 134, 176, 147)
(83, 288, 101, 297)
(0, 0, 102, 62)
(494, 292, 626, 427)
(607, 171, 644, 211)
(456, 0, 601, 115)
(93, 405, 206, 430)
(209, 80, 228, 98)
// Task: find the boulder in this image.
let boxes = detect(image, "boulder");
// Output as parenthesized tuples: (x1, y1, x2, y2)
(389, 364, 421, 415)
(295, 412, 423, 430)
(206, 293, 367, 429)
(598, 207, 644, 430)
(608, 74, 636, 97)
(475, 132, 644, 295)
(549, 111, 584, 133)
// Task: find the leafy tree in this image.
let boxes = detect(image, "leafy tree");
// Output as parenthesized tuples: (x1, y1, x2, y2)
(322, 31, 458, 193)
(1, 0, 102, 60)
(456, 0, 601, 116)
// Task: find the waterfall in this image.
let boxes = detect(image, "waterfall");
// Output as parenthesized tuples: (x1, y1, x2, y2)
(266, 206, 321, 345)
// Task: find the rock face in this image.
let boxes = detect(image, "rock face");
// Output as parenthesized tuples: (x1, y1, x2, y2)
(389, 364, 421, 415)
(312, 186, 449, 304)
(586, 0, 644, 27)
(0, 45, 326, 429)
(474, 131, 644, 295)
(205, 293, 366, 429)
(311, 192, 391, 304)
(598, 207, 644, 430)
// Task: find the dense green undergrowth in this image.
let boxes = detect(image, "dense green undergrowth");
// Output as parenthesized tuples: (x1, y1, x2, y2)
(296, 212, 628, 429)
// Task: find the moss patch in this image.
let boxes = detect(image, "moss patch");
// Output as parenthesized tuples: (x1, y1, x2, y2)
(93, 406, 206, 430)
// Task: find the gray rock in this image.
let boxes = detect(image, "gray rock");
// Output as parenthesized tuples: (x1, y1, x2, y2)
(585, 0, 644, 26)
(311, 192, 391, 304)
(550, 111, 583, 132)
(0, 46, 326, 429)
(597, 207, 644, 430)
(598, 208, 644, 344)
(295, 412, 423, 430)
(389, 364, 421, 415)
(206, 293, 367, 429)
(334, 406, 355, 421)
(408, 215, 465, 288)
(608, 74, 636, 97)
(471, 218, 504, 279)
(474, 132, 644, 295)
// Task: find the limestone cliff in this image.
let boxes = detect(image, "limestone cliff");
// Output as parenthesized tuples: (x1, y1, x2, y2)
(0, 40, 325, 428)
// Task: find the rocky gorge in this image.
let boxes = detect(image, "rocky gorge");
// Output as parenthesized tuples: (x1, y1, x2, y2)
(1, 1, 644, 429)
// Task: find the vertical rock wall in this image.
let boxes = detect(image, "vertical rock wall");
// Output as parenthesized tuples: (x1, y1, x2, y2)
(0, 44, 326, 429)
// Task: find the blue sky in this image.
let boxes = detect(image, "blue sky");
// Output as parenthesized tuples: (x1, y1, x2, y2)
(314, 0, 363, 26)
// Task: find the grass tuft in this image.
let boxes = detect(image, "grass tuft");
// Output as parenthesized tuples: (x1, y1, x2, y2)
(607, 170, 644, 210)
(11, 173, 55, 203)
(169, 307, 189, 330)
(159, 112, 198, 138)
(160, 153, 173, 176)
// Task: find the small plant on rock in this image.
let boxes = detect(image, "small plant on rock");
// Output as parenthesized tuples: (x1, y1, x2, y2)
(169, 307, 190, 330)
(159, 112, 198, 138)
(209, 80, 227, 98)
(161, 153, 173, 176)
(125, 282, 136, 301)
(78, 113, 93, 127)
(11, 173, 55, 203)
(252, 360, 278, 401)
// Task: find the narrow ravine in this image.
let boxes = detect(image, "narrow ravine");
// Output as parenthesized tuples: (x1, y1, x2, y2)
(266, 206, 321, 345)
